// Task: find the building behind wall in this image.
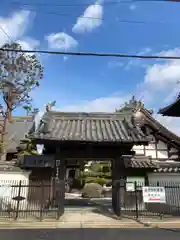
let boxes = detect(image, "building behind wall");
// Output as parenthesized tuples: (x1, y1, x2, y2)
(81, 96, 180, 185)
(2, 97, 180, 186)
(117, 96, 180, 185)
(0, 114, 35, 179)
(0, 110, 80, 187)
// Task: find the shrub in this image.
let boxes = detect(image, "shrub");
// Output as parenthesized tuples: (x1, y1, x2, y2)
(89, 163, 102, 173)
(82, 183, 103, 198)
(102, 165, 111, 173)
(84, 177, 112, 186)
(92, 177, 107, 186)
(84, 177, 96, 183)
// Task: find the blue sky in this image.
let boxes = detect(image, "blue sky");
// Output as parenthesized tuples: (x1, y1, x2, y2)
(1, 0, 180, 133)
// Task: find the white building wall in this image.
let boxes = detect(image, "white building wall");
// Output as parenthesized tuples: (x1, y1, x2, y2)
(133, 135, 180, 210)
(0, 171, 30, 210)
(148, 173, 180, 208)
(132, 137, 178, 160)
(148, 173, 180, 183)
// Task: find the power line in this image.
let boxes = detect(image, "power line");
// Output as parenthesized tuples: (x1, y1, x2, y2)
(3, 0, 180, 8)
(5, 5, 178, 25)
(1, 47, 180, 60)
(2, 0, 180, 25)
(0, 26, 13, 43)
(3, 0, 134, 8)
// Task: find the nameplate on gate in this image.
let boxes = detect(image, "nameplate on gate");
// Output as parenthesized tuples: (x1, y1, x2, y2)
(22, 155, 54, 167)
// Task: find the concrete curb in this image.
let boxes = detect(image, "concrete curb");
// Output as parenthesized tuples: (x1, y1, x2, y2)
(0, 224, 147, 229)
(0, 220, 180, 229)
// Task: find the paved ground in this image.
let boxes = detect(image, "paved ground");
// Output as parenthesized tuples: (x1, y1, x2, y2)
(1, 195, 180, 229)
(1, 228, 180, 240)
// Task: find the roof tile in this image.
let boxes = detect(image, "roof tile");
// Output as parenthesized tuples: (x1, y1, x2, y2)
(30, 112, 149, 143)
(123, 155, 157, 168)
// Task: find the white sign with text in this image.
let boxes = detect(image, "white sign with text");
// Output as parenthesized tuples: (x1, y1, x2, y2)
(142, 187, 166, 203)
(126, 182, 135, 192)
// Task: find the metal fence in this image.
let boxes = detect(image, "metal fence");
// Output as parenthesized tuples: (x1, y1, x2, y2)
(0, 180, 65, 221)
(119, 180, 180, 219)
(0, 179, 180, 221)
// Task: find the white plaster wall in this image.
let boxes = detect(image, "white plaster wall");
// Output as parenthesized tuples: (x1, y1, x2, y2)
(133, 140, 178, 160)
(148, 173, 180, 183)
(148, 173, 180, 207)
(132, 145, 144, 155)
(0, 171, 30, 210)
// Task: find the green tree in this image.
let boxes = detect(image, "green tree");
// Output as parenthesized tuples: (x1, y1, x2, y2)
(0, 43, 44, 159)
(0, 43, 43, 112)
(16, 138, 39, 165)
(89, 163, 102, 173)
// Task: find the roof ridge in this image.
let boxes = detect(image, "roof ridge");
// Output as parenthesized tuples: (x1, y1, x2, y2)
(29, 112, 149, 144)
(45, 111, 132, 120)
(140, 108, 180, 143)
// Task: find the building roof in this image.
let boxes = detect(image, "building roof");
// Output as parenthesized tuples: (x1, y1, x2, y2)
(158, 94, 180, 117)
(117, 96, 180, 147)
(153, 161, 180, 173)
(123, 155, 158, 169)
(29, 111, 150, 144)
(140, 108, 180, 147)
(0, 116, 34, 153)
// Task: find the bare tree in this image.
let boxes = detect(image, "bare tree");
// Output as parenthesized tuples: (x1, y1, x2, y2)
(0, 43, 44, 160)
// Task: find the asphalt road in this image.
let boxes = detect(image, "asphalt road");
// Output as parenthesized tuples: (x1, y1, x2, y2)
(1, 228, 180, 240)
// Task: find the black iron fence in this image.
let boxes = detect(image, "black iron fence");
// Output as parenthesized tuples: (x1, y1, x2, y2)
(0, 180, 65, 221)
(0, 179, 180, 221)
(119, 180, 180, 219)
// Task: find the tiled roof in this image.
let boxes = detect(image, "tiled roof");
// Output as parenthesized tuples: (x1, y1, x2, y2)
(0, 116, 34, 153)
(154, 167, 180, 173)
(29, 111, 150, 144)
(123, 155, 158, 168)
(158, 95, 180, 117)
(153, 161, 180, 173)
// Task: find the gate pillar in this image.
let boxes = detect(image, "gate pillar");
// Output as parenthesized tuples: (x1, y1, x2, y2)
(55, 148, 66, 219)
(112, 157, 125, 217)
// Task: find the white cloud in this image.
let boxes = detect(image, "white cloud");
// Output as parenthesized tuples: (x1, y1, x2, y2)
(0, 10, 39, 52)
(45, 32, 78, 50)
(144, 48, 180, 89)
(108, 47, 152, 70)
(72, 1, 103, 34)
(57, 96, 129, 112)
(0, 10, 31, 46)
(137, 47, 180, 105)
(155, 114, 180, 136)
(145, 60, 180, 89)
(17, 37, 40, 51)
(136, 47, 180, 136)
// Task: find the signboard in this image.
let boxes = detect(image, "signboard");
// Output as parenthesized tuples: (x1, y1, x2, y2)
(23, 155, 54, 167)
(22, 155, 79, 168)
(142, 187, 166, 203)
(126, 182, 135, 192)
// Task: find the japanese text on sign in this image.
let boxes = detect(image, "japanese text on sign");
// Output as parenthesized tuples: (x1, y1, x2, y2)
(142, 187, 166, 203)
